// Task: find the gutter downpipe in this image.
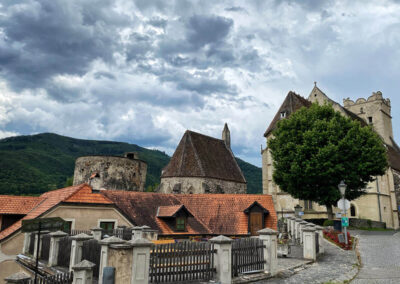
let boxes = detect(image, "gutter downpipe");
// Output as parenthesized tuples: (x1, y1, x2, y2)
(376, 178, 383, 222)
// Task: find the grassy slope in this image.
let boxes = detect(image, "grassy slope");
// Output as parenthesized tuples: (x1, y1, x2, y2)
(0, 133, 262, 195)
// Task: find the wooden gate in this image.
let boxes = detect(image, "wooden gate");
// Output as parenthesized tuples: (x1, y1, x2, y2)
(149, 241, 216, 283)
(232, 238, 265, 277)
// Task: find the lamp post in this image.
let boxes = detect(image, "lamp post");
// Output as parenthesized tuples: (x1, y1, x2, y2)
(338, 180, 348, 245)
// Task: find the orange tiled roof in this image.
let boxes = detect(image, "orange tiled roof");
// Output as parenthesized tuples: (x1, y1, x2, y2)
(102, 191, 277, 236)
(0, 184, 111, 241)
(157, 205, 185, 217)
(0, 196, 43, 215)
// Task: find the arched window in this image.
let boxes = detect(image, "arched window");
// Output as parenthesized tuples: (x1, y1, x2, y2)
(350, 204, 356, 217)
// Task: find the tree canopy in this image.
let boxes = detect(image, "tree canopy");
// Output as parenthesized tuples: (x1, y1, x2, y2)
(268, 103, 387, 210)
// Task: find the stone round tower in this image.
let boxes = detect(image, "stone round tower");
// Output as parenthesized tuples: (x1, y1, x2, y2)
(73, 152, 147, 191)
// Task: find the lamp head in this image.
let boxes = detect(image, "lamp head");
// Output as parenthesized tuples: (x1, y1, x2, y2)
(338, 180, 346, 196)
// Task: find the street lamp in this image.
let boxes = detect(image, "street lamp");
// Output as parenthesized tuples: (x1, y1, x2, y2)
(338, 180, 348, 245)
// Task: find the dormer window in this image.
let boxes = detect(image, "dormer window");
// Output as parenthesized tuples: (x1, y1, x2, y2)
(244, 201, 270, 235)
(280, 111, 286, 118)
(176, 217, 186, 231)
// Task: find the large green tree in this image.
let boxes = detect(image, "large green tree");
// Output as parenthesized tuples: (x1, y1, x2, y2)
(268, 103, 387, 219)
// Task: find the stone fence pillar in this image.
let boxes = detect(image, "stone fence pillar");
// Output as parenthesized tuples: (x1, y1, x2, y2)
(105, 243, 133, 284)
(69, 233, 93, 271)
(315, 225, 324, 254)
(303, 227, 317, 261)
(210, 235, 233, 284)
(299, 221, 308, 244)
(99, 236, 125, 284)
(48, 230, 68, 266)
(131, 226, 143, 240)
(91, 227, 103, 241)
(294, 219, 302, 242)
(286, 217, 294, 238)
(22, 233, 31, 255)
(129, 238, 152, 284)
(258, 228, 278, 277)
(4, 272, 31, 284)
(72, 260, 95, 284)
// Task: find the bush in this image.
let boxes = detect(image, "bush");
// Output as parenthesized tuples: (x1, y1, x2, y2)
(323, 220, 334, 227)
(323, 229, 352, 250)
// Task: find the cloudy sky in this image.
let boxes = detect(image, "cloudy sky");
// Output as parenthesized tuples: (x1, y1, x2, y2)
(1, 0, 400, 166)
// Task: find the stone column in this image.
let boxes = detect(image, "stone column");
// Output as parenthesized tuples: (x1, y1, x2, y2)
(315, 225, 324, 254)
(303, 227, 317, 261)
(33, 232, 39, 258)
(129, 238, 152, 284)
(99, 236, 125, 284)
(258, 228, 278, 277)
(299, 221, 308, 244)
(131, 226, 143, 240)
(91, 227, 103, 241)
(72, 260, 95, 284)
(294, 219, 302, 242)
(69, 233, 93, 271)
(4, 272, 32, 284)
(140, 226, 151, 240)
(22, 233, 31, 255)
(286, 217, 294, 237)
(210, 235, 233, 284)
(48, 230, 68, 266)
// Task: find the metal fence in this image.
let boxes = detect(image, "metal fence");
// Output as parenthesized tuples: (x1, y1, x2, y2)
(81, 239, 101, 278)
(40, 234, 51, 261)
(70, 230, 92, 236)
(57, 236, 72, 268)
(231, 238, 265, 277)
(149, 241, 216, 283)
(28, 272, 73, 284)
(28, 233, 35, 255)
(102, 228, 132, 240)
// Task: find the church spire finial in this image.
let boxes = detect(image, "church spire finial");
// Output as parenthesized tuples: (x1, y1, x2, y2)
(222, 123, 231, 150)
(314, 81, 317, 87)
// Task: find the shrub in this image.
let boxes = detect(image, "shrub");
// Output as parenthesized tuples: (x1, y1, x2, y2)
(323, 219, 334, 227)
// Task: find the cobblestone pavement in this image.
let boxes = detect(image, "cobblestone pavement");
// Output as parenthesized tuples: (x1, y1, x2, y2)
(351, 230, 400, 284)
(256, 239, 358, 284)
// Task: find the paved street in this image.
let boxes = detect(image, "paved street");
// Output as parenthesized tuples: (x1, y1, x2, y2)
(351, 230, 400, 284)
(255, 239, 358, 284)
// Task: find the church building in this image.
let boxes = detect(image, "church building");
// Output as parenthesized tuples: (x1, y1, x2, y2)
(159, 124, 247, 194)
(262, 84, 400, 229)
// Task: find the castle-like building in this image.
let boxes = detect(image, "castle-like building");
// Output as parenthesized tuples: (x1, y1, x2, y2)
(158, 124, 247, 194)
(262, 84, 400, 229)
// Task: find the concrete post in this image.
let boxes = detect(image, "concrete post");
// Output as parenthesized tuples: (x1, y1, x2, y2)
(315, 225, 324, 254)
(4, 272, 32, 284)
(48, 230, 68, 266)
(22, 233, 31, 255)
(99, 236, 125, 284)
(294, 219, 302, 242)
(131, 226, 143, 240)
(258, 228, 278, 277)
(91, 227, 103, 241)
(33, 232, 39, 259)
(69, 233, 93, 271)
(129, 238, 152, 284)
(210, 235, 233, 284)
(286, 217, 294, 237)
(299, 221, 308, 244)
(303, 227, 317, 261)
(72, 260, 95, 284)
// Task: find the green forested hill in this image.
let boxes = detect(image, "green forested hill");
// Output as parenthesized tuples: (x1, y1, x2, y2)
(0, 133, 262, 195)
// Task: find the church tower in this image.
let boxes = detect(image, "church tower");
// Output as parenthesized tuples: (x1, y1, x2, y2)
(222, 123, 231, 149)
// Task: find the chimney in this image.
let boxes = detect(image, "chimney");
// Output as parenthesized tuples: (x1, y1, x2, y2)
(222, 123, 231, 149)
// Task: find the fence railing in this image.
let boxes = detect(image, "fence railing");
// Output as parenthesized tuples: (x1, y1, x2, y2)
(40, 234, 51, 261)
(28, 272, 73, 284)
(231, 238, 265, 277)
(149, 241, 216, 283)
(81, 239, 101, 278)
(102, 228, 132, 240)
(70, 229, 92, 236)
(57, 236, 72, 268)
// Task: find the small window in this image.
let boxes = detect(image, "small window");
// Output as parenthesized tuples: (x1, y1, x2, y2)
(63, 221, 73, 234)
(280, 111, 286, 118)
(100, 221, 115, 233)
(368, 117, 373, 124)
(176, 217, 186, 231)
(360, 107, 364, 114)
(304, 200, 313, 210)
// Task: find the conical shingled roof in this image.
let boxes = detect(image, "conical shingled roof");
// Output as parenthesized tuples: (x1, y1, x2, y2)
(264, 91, 311, 137)
(161, 130, 246, 183)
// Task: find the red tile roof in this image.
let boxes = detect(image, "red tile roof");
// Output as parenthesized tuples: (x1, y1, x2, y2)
(161, 130, 246, 183)
(0, 196, 43, 215)
(102, 191, 277, 236)
(157, 205, 186, 217)
(0, 184, 112, 241)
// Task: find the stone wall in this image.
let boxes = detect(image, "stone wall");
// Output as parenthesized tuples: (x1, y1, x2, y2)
(158, 177, 246, 194)
(349, 218, 386, 229)
(108, 247, 133, 284)
(73, 155, 147, 191)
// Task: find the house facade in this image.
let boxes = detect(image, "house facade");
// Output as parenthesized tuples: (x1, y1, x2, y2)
(159, 124, 247, 194)
(262, 84, 400, 229)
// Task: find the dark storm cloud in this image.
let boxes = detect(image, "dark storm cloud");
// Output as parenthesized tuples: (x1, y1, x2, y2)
(0, 0, 127, 93)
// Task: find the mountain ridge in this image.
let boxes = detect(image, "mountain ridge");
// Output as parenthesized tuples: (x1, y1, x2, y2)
(0, 132, 262, 195)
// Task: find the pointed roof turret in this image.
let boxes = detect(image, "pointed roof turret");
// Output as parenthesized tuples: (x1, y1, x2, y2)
(222, 123, 231, 149)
